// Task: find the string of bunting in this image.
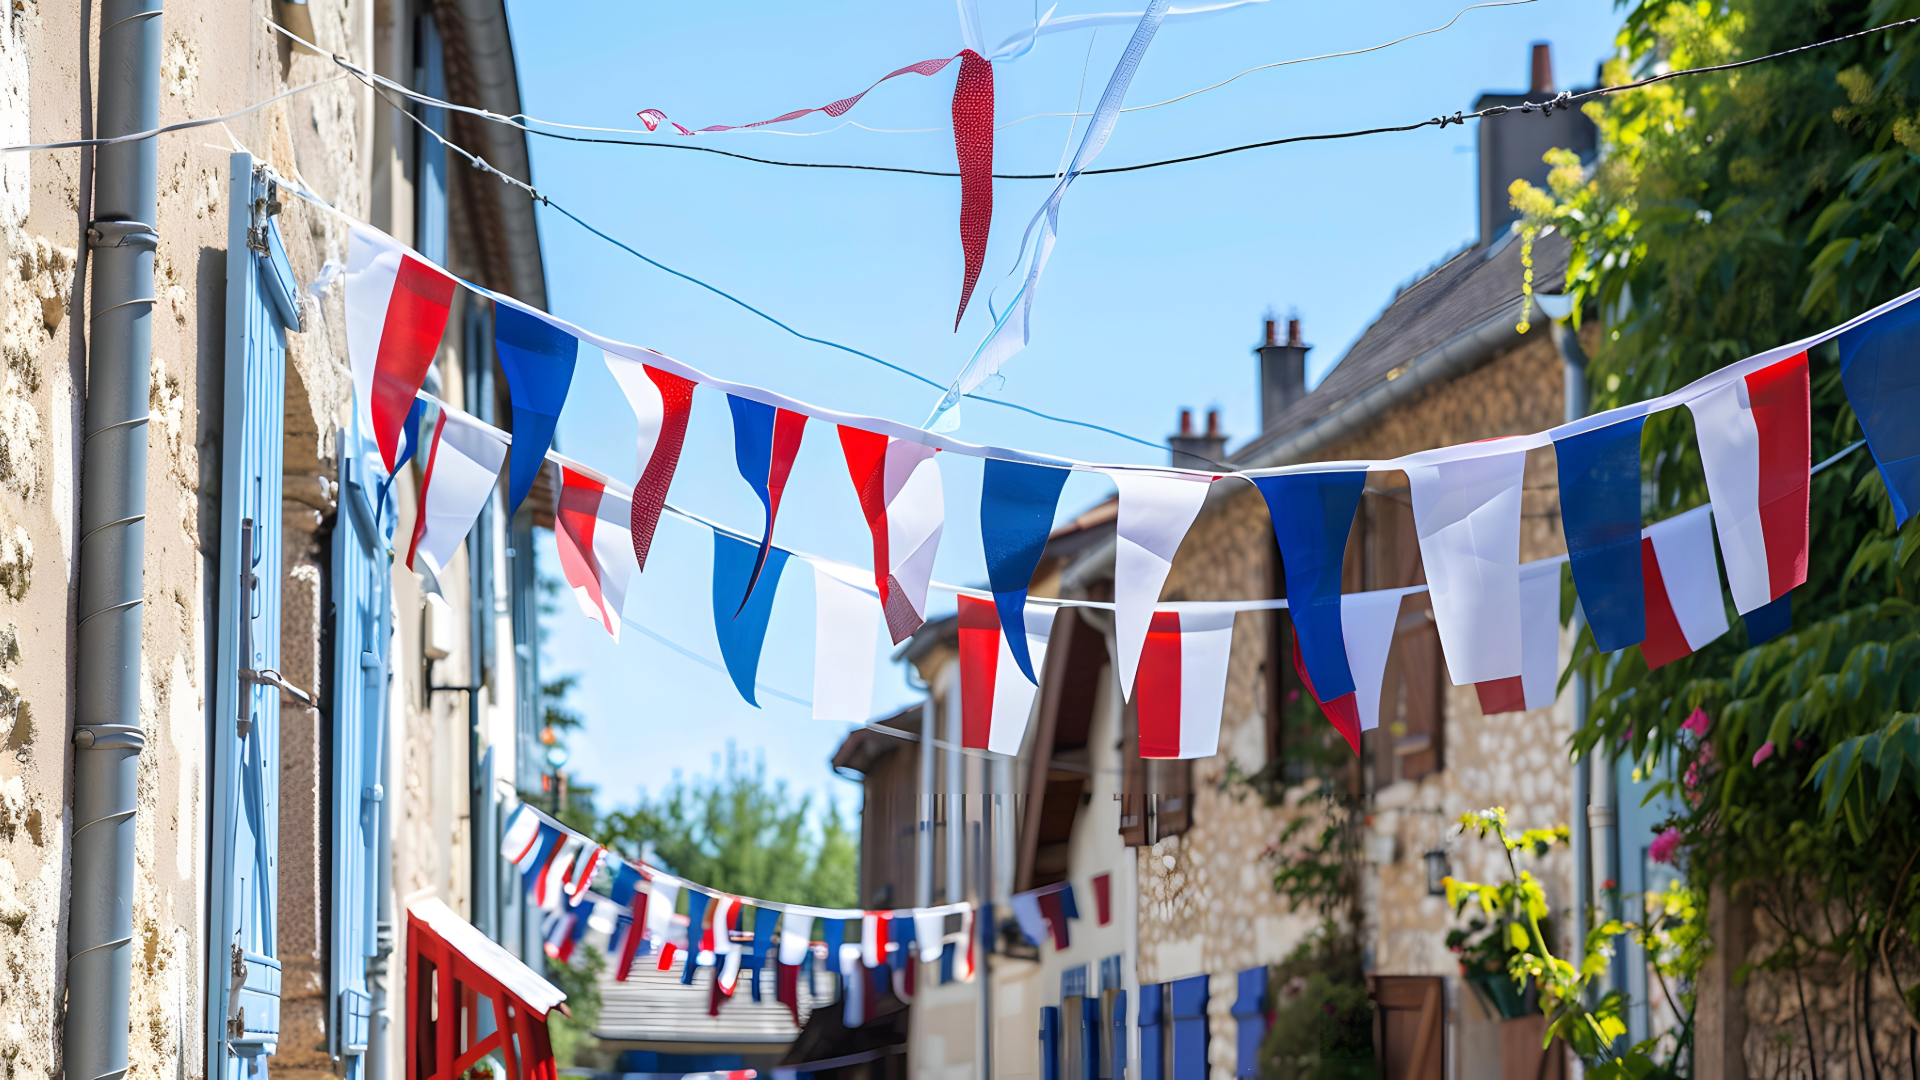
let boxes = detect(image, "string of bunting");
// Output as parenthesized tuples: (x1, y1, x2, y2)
(499, 802, 976, 1022)
(345, 208, 1914, 759)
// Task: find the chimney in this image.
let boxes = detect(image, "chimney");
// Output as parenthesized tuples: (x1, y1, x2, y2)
(1169, 407, 1228, 470)
(1475, 42, 1597, 248)
(1256, 315, 1310, 433)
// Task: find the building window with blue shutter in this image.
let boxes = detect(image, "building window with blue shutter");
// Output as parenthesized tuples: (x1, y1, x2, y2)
(1138, 984, 1166, 1080)
(1040, 1005, 1062, 1080)
(328, 424, 392, 1075)
(209, 151, 300, 1079)
(1233, 967, 1269, 1078)
(1169, 975, 1210, 1080)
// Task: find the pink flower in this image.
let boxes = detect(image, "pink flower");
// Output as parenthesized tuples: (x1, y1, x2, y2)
(1649, 829, 1681, 865)
(1752, 741, 1775, 767)
(1682, 708, 1711, 738)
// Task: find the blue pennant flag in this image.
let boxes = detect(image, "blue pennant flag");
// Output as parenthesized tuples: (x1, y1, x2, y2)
(681, 891, 710, 985)
(1839, 300, 1920, 526)
(495, 305, 580, 516)
(981, 458, 1071, 682)
(727, 395, 807, 613)
(1252, 472, 1367, 701)
(712, 531, 791, 707)
(1555, 416, 1647, 653)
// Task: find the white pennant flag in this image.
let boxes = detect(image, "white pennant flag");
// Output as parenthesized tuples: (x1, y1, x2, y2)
(1110, 470, 1214, 699)
(1339, 590, 1405, 733)
(778, 913, 815, 966)
(811, 561, 881, 722)
(915, 910, 946, 963)
(1405, 446, 1528, 685)
(405, 404, 509, 579)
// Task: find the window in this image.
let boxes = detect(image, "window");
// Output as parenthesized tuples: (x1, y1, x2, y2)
(329, 423, 392, 1065)
(209, 153, 297, 1070)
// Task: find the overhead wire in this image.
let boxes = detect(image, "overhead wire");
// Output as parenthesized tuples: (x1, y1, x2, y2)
(265, 13, 1920, 179)
(351, 61, 1214, 461)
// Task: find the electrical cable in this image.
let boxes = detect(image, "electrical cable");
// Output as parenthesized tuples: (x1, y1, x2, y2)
(0, 74, 350, 153)
(266, 14, 1920, 179)
(356, 70, 1216, 462)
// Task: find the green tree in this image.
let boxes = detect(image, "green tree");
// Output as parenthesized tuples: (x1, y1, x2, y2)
(1512, 0, 1920, 1069)
(597, 746, 858, 910)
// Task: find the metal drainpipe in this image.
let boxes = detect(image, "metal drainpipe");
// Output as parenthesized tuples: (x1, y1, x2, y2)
(1552, 319, 1594, 985)
(68, 2, 160, 1079)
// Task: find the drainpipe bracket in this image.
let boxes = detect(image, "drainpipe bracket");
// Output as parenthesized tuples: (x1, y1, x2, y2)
(72, 724, 146, 751)
(86, 221, 158, 251)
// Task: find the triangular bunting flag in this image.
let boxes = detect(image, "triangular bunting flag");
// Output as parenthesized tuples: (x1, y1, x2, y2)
(555, 464, 636, 640)
(406, 403, 509, 579)
(712, 530, 792, 707)
(838, 427, 945, 643)
(1554, 416, 1647, 653)
(957, 595, 1056, 754)
(1639, 505, 1730, 669)
(811, 561, 880, 722)
(1111, 470, 1213, 699)
(1340, 590, 1403, 734)
(344, 223, 456, 472)
(1252, 471, 1366, 701)
(495, 305, 581, 515)
(1473, 559, 1561, 714)
(604, 353, 697, 570)
(951, 49, 994, 329)
(1839, 299, 1920, 526)
(729, 395, 807, 612)
(1688, 352, 1809, 614)
(1406, 446, 1528, 685)
(1135, 609, 1234, 760)
(980, 458, 1070, 682)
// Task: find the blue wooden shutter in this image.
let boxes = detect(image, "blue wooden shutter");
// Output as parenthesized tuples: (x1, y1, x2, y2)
(328, 429, 392, 1070)
(1168, 975, 1210, 1080)
(1039, 1006, 1062, 1080)
(209, 152, 298, 1071)
(1232, 967, 1268, 1078)
(1138, 984, 1165, 1080)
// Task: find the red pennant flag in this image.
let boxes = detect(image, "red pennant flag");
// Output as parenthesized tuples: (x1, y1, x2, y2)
(952, 49, 993, 329)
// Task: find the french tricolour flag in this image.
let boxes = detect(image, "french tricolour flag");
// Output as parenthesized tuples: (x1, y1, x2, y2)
(839, 427, 946, 644)
(1687, 352, 1809, 614)
(1638, 505, 1731, 669)
(957, 595, 1057, 754)
(345, 224, 457, 472)
(604, 353, 697, 570)
(555, 464, 638, 641)
(1135, 610, 1234, 760)
(405, 403, 509, 579)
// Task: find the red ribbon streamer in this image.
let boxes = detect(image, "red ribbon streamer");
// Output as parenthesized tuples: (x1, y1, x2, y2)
(951, 50, 993, 329)
(639, 52, 997, 331)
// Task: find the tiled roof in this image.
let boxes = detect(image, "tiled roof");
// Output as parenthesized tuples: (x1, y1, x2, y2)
(593, 959, 829, 1043)
(1232, 231, 1570, 464)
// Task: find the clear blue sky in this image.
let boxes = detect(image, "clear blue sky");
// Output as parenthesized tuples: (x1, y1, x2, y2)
(503, 0, 1624, 817)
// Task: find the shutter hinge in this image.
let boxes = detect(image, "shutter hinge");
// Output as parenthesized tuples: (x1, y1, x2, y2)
(246, 175, 282, 256)
(362, 784, 383, 803)
(227, 942, 248, 1036)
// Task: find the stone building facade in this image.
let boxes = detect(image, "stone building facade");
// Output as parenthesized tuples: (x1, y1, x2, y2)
(4, 4, 546, 1080)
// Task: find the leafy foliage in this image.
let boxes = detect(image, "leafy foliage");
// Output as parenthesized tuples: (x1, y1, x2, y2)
(1506, 0, 1920, 1059)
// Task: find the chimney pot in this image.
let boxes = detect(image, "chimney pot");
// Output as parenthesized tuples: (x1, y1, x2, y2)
(1179, 408, 1193, 436)
(1256, 312, 1311, 435)
(1530, 42, 1554, 96)
(1205, 409, 1220, 438)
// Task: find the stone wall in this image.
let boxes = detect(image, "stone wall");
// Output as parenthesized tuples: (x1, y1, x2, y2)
(7, 3, 370, 1079)
(1138, 331, 1578, 1079)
